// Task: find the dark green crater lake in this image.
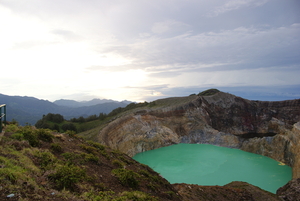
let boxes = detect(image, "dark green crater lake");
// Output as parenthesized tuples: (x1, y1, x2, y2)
(133, 144, 292, 193)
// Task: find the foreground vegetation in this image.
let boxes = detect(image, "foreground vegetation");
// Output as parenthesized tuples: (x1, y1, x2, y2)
(0, 123, 180, 200)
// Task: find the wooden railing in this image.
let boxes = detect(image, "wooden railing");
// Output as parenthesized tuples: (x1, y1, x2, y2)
(0, 104, 6, 133)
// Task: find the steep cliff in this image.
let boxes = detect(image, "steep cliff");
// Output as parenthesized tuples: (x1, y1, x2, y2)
(96, 91, 300, 178)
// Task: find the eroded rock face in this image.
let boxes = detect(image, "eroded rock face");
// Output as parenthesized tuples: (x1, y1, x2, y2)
(277, 178, 300, 201)
(241, 122, 300, 176)
(97, 92, 300, 178)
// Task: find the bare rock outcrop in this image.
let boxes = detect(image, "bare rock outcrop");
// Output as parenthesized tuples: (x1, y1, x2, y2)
(277, 178, 300, 201)
(97, 91, 300, 178)
(241, 122, 300, 178)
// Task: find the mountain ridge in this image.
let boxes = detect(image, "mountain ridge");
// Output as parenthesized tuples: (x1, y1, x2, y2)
(53, 98, 132, 108)
(0, 93, 131, 125)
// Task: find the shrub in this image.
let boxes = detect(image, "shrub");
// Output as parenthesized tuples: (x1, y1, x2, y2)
(82, 190, 115, 201)
(0, 168, 17, 184)
(51, 124, 60, 132)
(50, 143, 62, 153)
(35, 150, 56, 170)
(61, 123, 77, 133)
(49, 164, 86, 190)
(61, 152, 81, 164)
(87, 141, 105, 150)
(65, 130, 77, 136)
(100, 150, 110, 160)
(117, 155, 134, 165)
(138, 170, 151, 177)
(98, 112, 107, 121)
(119, 191, 158, 201)
(148, 101, 156, 107)
(80, 144, 98, 155)
(163, 191, 177, 199)
(198, 88, 220, 96)
(19, 127, 39, 147)
(35, 119, 51, 129)
(84, 153, 99, 164)
(0, 156, 27, 185)
(36, 129, 54, 142)
(43, 113, 64, 123)
(10, 133, 24, 141)
(111, 168, 139, 188)
(138, 170, 160, 183)
(86, 114, 97, 122)
(112, 160, 125, 168)
(5, 124, 19, 132)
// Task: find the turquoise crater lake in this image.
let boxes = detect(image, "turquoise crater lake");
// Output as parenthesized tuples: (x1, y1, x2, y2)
(133, 144, 292, 193)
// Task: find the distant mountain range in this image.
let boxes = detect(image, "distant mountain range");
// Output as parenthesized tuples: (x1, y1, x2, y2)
(0, 94, 131, 125)
(53, 99, 132, 108)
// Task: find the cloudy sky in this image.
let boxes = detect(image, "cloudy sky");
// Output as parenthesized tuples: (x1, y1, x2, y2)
(0, 0, 299, 102)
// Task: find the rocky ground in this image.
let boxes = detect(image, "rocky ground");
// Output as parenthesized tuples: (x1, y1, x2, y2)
(174, 182, 280, 201)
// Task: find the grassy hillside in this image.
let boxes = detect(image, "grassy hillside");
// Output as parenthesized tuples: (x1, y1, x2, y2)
(0, 124, 181, 201)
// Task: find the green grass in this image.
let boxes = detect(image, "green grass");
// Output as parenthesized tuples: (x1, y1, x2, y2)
(84, 153, 100, 164)
(0, 155, 27, 184)
(4, 124, 19, 132)
(61, 152, 83, 164)
(49, 164, 86, 190)
(87, 140, 106, 150)
(50, 143, 63, 153)
(34, 150, 57, 170)
(82, 190, 158, 201)
(112, 168, 139, 188)
(112, 159, 125, 168)
(198, 88, 220, 96)
(150, 95, 197, 108)
(0, 146, 39, 187)
(118, 191, 158, 201)
(36, 129, 54, 142)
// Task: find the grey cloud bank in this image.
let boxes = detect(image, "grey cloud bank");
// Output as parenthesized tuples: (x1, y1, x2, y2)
(0, 0, 299, 102)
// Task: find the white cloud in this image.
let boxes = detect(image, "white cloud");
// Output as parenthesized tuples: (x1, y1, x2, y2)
(151, 20, 190, 34)
(50, 29, 84, 42)
(207, 0, 270, 17)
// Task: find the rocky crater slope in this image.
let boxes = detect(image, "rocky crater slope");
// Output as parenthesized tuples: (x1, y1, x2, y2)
(96, 90, 300, 178)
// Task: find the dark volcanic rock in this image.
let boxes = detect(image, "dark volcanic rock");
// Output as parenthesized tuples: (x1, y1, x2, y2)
(174, 181, 282, 201)
(225, 181, 281, 201)
(196, 92, 300, 135)
(277, 178, 300, 201)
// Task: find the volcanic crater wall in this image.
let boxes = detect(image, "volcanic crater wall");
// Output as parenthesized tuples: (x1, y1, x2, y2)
(97, 92, 300, 178)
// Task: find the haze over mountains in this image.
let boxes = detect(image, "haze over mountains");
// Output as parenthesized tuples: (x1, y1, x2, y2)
(53, 99, 132, 108)
(0, 93, 131, 125)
